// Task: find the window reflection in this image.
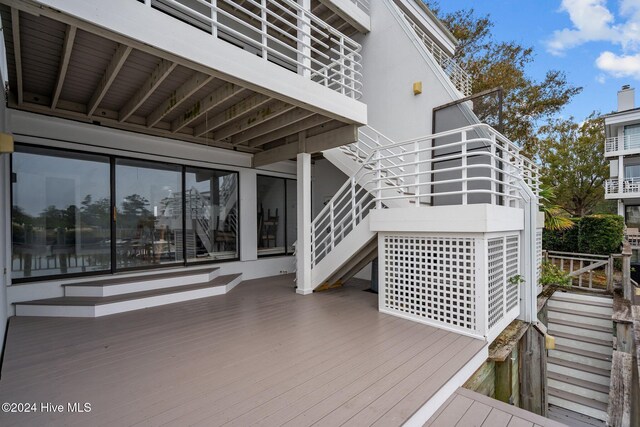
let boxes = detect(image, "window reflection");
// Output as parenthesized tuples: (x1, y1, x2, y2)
(115, 159, 182, 269)
(11, 146, 111, 279)
(185, 168, 238, 261)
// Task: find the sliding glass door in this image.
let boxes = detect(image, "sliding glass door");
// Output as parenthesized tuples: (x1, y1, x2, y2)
(11, 146, 111, 279)
(115, 159, 183, 270)
(11, 144, 242, 282)
(185, 168, 238, 262)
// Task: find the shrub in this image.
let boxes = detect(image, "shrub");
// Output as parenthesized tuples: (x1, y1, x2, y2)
(542, 214, 623, 255)
(539, 261, 572, 288)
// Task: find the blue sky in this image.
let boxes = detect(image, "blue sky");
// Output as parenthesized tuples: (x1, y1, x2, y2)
(435, 0, 640, 121)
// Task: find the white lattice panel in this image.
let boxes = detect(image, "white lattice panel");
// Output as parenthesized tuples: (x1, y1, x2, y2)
(536, 229, 543, 284)
(506, 235, 520, 311)
(381, 235, 476, 333)
(487, 238, 505, 328)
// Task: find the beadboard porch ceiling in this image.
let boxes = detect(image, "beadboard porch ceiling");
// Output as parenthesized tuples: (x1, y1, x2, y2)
(0, 275, 485, 426)
(0, 1, 359, 165)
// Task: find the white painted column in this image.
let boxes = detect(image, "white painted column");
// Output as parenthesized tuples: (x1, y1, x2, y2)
(618, 155, 624, 194)
(239, 169, 257, 262)
(618, 200, 625, 217)
(296, 152, 312, 295)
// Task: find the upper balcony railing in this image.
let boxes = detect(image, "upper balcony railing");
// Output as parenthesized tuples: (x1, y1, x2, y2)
(605, 134, 640, 154)
(396, 6, 472, 96)
(605, 177, 640, 196)
(350, 0, 370, 14)
(138, 0, 363, 99)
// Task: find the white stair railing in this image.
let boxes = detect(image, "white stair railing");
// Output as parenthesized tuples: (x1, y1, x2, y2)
(311, 124, 540, 270)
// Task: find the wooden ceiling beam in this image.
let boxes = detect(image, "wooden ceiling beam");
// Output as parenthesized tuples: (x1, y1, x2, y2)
(213, 100, 295, 141)
(87, 44, 132, 116)
(232, 108, 314, 146)
(192, 92, 271, 137)
(51, 25, 77, 109)
(146, 71, 213, 128)
(171, 83, 245, 133)
(119, 59, 177, 122)
(247, 113, 331, 148)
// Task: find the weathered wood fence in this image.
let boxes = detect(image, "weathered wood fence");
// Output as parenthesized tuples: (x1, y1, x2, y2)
(543, 250, 614, 292)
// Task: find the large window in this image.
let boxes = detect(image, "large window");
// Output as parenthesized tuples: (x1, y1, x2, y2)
(185, 168, 238, 262)
(257, 175, 296, 256)
(11, 146, 111, 279)
(11, 144, 240, 281)
(115, 159, 183, 270)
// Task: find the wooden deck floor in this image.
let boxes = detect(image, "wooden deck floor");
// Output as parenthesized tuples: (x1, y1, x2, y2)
(0, 275, 484, 427)
(425, 388, 566, 427)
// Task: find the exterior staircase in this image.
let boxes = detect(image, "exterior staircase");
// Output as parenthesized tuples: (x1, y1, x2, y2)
(546, 291, 614, 426)
(15, 267, 242, 317)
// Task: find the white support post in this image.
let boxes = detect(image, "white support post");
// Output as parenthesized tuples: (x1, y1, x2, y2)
(618, 155, 624, 194)
(211, 0, 217, 38)
(475, 236, 487, 338)
(461, 131, 467, 205)
(490, 134, 497, 205)
(518, 181, 538, 323)
(297, 0, 311, 79)
(375, 151, 382, 209)
(414, 140, 420, 206)
(296, 152, 312, 295)
(260, 0, 267, 60)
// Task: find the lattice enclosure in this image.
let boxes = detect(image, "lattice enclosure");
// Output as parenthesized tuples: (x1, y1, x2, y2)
(487, 238, 505, 328)
(536, 229, 543, 284)
(506, 235, 520, 311)
(381, 235, 476, 333)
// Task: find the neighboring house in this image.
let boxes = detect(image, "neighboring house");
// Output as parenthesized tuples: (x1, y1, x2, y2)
(0, 0, 543, 424)
(603, 86, 640, 259)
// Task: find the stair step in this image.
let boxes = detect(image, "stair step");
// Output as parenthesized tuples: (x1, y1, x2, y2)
(554, 335, 613, 356)
(547, 307, 612, 328)
(548, 388, 608, 422)
(549, 348, 612, 371)
(553, 345, 612, 362)
(549, 330, 613, 347)
(548, 405, 606, 427)
(15, 274, 242, 318)
(548, 372, 609, 394)
(547, 320, 613, 342)
(547, 299, 613, 316)
(547, 306, 611, 320)
(548, 357, 610, 378)
(552, 291, 613, 305)
(548, 379, 609, 405)
(551, 295, 613, 308)
(64, 268, 220, 297)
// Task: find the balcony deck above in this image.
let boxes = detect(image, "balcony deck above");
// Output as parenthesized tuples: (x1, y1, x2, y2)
(0, 0, 366, 162)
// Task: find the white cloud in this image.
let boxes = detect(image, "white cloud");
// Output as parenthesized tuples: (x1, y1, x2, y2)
(546, 0, 640, 80)
(596, 51, 640, 79)
(595, 73, 607, 83)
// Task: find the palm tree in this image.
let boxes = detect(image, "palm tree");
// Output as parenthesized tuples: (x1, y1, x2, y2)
(540, 187, 574, 231)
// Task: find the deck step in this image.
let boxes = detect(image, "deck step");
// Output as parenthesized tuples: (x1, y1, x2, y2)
(548, 372, 609, 394)
(548, 358, 610, 387)
(547, 319, 613, 342)
(549, 330, 613, 348)
(548, 405, 606, 427)
(551, 295, 613, 308)
(551, 291, 613, 305)
(547, 307, 612, 328)
(547, 299, 613, 316)
(549, 348, 612, 371)
(64, 268, 220, 297)
(553, 344, 612, 362)
(548, 373, 609, 404)
(15, 274, 242, 318)
(548, 388, 608, 422)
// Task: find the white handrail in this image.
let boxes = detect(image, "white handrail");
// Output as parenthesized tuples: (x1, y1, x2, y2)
(605, 133, 640, 153)
(396, 5, 472, 96)
(142, 0, 363, 99)
(311, 124, 540, 267)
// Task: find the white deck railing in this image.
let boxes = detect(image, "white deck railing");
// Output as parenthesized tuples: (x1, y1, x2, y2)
(350, 0, 370, 14)
(140, 0, 363, 99)
(311, 124, 540, 266)
(396, 6, 472, 96)
(605, 177, 640, 195)
(605, 134, 640, 153)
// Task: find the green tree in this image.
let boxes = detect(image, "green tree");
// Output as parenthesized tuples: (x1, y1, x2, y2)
(538, 115, 608, 217)
(424, 2, 582, 155)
